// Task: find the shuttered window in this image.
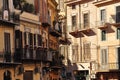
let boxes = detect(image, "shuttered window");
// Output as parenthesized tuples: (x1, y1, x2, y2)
(72, 45, 78, 62)
(23, 71, 33, 80)
(4, 32, 11, 53)
(72, 15, 77, 28)
(30, 33, 33, 46)
(101, 49, 108, 65)
(116, 6, 120, 23)
(117, 28, 120, 39)
(83, 13, 89, 28)
(24, 32, 30, 46)
(101, 30, 106, 41)
(100, 9, 106, 22)
(84, 43, 91, 61)
(34, 34, 36, 45)
(15, 30, 22, 49)
(38, 34, 42, 46)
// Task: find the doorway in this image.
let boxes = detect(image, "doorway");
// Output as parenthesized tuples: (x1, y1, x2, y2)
(4, 70, 11, 80)
(23, 71, 33, 80)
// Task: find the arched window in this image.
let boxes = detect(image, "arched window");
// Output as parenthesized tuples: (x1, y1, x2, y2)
(4, 70, 11, 80)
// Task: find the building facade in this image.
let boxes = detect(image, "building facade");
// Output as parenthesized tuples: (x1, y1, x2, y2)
(65, 0, 120, 80)
(0, 0, 20, 80)
(0, 0, 63, 80)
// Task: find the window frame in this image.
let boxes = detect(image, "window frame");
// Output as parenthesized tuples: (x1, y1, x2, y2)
(100, 9, 106, 22)
(71, 15, 77, 28)
(116, 6, 120, 23)
(101, 48, 108, 65)
(83, 13, 89, 28)
(101, 30, 106, 41)
(72, 5, 76, 9)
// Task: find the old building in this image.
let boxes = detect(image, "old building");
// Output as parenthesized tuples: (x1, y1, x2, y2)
(66, 0, 97, 80)
(0, 0, 63, 80)
(0, 0, 20, 80)
(93, 0, 120, 79)
(48, 0, 63, 80)
(65, 0, 120, 80)
(13, 0, 42, 80)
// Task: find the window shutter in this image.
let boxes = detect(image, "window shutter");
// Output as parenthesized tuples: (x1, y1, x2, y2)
(20, 31, 23, 48)
(15, 30, 20, 49)
(116, 6, 120, 23)
(30, 33, 33, 46)
(101, 49, 107, 65)
(34, 34, 36, 46)
(38, 34, 42, 46)
(24, 32, 26, 45)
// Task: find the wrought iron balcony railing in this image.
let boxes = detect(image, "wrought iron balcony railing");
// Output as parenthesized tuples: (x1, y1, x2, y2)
(0, 51, 12, 63)
(0, 12, 20, 25)
(49, 27, 62, 37)
(14, 48, 52, 62)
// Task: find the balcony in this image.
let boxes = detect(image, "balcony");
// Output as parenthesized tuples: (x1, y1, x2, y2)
(96, 20, 111, 29)
(49, 22, 62, 37)
(93, 0, 113, 7)
(14, 48, 51, 63)
(69, 23, 96, 37)
(110, 18, 120, 27)
(42, 15, 51, 27)
(96, 63, 120, 72)
(59, 37, 71, 45)
(49, 51, 64, 69)
(0, 11, 20, 26)
(0, 51, 21, 67)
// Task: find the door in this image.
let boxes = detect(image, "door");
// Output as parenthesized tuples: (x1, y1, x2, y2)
(4, 32, 11, 62)
(4, 70, 11, 80)
(117, 47, 120, 69)
(23, 71, 33, 80)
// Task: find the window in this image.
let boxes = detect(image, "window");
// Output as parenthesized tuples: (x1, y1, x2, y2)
(101, 49, 108, 65)
(60, 46, 65, 57)
(38, 34, 42, 46)
(83, 13, 89, 28)
(117, 28, 120, 39)
(72, 5, 76, 9)
(4, 32, 11, 53)
(116, 6, 120, 23)
(84, 43, 91, 61)
(30, 33, 33, 46)
(117, 47, 120, 66)
(72, 45, 78, 62)
(15, 30, 22, 49)
(100, 9, 106, 22)
(101, 30, 106, 41)
(24, 32, 30, 45)
(4, 32, 11, 62)
(72, 15, 77, 29)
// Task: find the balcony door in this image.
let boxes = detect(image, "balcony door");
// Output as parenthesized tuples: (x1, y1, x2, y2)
(4, 70, 11, 80)
(23, 71, 33, 80)
(4, 32, 11, 62)
(116, 6, 120, 23)
(117, 47, 120, 69)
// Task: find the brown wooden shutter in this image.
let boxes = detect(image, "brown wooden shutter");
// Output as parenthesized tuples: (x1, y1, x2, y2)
(30, 33, 33, 46)
(24, 32, 26, 45)
(34, 34, 36, 46)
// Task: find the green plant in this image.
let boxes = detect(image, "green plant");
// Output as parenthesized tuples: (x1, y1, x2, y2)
(23, 2, 35, 13)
